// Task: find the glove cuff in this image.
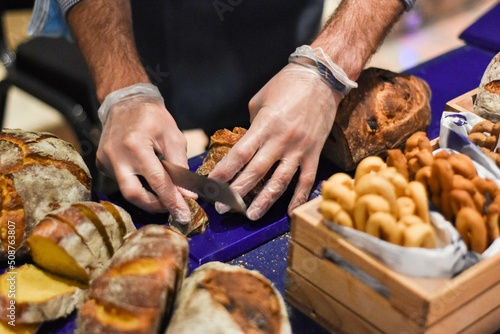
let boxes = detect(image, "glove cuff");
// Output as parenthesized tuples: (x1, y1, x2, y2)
(289, 45, 358, 97)
(98, 83, 164, 125)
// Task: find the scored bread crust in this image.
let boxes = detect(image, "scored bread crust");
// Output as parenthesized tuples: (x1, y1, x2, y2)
(323, 67, 432, 171)
(27, 201, 137, 284)
(47, 205, 110, 267)
(26, 217, 98, 283)
(76, 225, 189, 334)
(0, 129, 91, 260)
(166, 261, 292, 334)
(475, 52, 500, 122)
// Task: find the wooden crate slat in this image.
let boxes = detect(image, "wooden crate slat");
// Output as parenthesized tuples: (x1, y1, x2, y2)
(458, 303, 500, 334)
(289, 241, 421, 333)
(425, 278, 500, 334)
(285, 269, 383, 334)
(444, 88, 477, 114)
(291, 197, 500, 328)
(291, 198, 434, 319)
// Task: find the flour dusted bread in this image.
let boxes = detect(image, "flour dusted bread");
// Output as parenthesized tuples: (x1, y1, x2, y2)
(76, 225, 189, 334)
(0, 129, 91, 260)
(323, 68, 432, 171)
(0, 264, 86, 324)
(27, 201, 136, 284)
(474, 52, 500, 121)
(166, 261, 291, 334)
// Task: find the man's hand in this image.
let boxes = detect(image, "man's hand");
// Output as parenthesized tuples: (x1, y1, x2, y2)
(209, 63, 343, 220)
(97, 99, 193, 224)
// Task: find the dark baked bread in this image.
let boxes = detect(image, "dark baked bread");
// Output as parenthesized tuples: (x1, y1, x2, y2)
(0, 129, 92, 260)
(322, 67, 432, 171)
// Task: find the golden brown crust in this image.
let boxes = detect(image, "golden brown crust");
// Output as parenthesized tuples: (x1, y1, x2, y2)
(168, 198, 209, 237)
(323, 68, 431, 171)
(0, 129, 92, 258)
(77, 225, 189, 334)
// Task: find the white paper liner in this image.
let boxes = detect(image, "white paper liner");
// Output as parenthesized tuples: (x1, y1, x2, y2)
(323, 210, 469, 278)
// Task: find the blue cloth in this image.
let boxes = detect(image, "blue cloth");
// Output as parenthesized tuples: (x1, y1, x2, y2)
(27, 0, 71, 39)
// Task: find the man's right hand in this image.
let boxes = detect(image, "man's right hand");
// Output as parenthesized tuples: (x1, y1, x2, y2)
(97, 95, 193, 224)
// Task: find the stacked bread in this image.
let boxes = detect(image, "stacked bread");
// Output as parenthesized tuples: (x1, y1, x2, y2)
(0, 201, 136, 328)
(76, 225, 189, 334)
(403, 132, 500, 253)
(320, 155, 435, 248)
(467, 120, 500, 168)
(321, 127, 500, 254)
(0, 129, 92, 259)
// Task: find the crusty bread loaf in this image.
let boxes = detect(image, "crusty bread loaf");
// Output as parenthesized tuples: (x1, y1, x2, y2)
(474, 52, 500, 121)
(27, 201, 136, 284)
(76, 225, 189, 334)
(166, 261, 291, 334)
(0, 264, 86, 324)
(0, 129, 92, 260)
(322, 67, 432, 171)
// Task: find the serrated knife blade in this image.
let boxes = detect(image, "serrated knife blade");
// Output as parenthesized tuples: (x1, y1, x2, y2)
(161, 160, 247, 213)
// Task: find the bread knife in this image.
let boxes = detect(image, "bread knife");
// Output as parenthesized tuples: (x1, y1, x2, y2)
(161, 160, 247, 213)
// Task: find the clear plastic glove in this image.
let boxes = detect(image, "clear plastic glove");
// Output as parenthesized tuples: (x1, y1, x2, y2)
(209, 63, 344, 220)
(97, 83, 194, 223)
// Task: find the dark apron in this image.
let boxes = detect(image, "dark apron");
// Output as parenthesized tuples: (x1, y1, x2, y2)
(131, 0, 324, 135)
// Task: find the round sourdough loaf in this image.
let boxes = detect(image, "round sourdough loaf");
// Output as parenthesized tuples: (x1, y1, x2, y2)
(323, 67, 432, 171)
(0, 129, 92, 260)
(474, 52, 500, 121)
(166, 261, 291, 334)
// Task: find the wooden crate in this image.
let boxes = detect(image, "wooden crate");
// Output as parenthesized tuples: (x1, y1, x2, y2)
(286, 197, 500, 334)
(444, 88, 477, 114)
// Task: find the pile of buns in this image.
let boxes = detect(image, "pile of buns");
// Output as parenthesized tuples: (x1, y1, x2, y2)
(321, 130, 500, 254)
(320, 155, 435, 249)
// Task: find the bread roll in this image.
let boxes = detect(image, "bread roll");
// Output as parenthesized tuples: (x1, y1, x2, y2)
(166, 261, 291, 334)
(0, 129, 92, 260)
(323, 67, 432, 171)
(474, 52, 500, 121)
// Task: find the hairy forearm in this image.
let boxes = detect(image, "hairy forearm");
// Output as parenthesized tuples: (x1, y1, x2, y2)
(311, 0, 405, 81)
(67, 0, 150, 102)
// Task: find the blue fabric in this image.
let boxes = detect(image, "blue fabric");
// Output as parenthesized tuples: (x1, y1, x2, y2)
(27, 0, 71, 39)
(401, 0, 417, 11)
(459, 1, 500, 53)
